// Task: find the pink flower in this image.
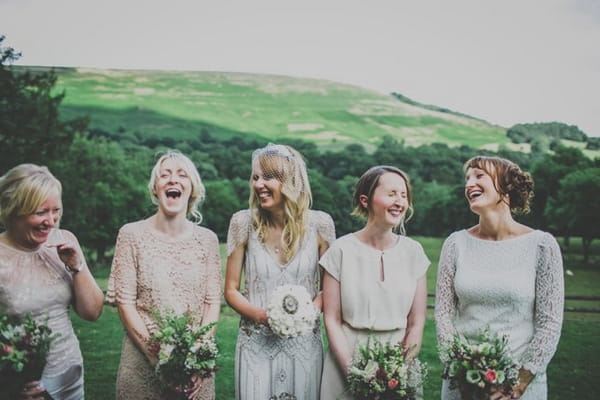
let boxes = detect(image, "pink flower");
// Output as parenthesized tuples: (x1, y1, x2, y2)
(388, 378, 399, 389)
(484, 369, 497, 383)
(2, 344, 13, 354)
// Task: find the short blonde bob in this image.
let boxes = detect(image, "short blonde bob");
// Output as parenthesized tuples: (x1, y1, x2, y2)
(0, 164, 62, 229)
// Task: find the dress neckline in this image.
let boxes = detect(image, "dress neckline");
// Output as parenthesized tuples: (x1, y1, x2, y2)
(463, 229, 538, 243)
(350, 233, 401, 253)
(142, 218, 195, 243)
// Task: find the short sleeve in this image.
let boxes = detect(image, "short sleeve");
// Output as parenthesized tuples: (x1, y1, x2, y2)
(105, 225, 138, 306)
(411, 239, 430, 279)
(203, 228, 223, 305)
(226, 210, 251, 256)
(319, 240, 343, 281)
(313, 210, 336, 245)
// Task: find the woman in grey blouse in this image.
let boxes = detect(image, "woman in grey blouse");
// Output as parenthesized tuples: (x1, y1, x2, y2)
(435, 155, 564, 400)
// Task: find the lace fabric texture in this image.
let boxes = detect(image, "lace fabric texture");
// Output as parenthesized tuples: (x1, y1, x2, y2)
(227, 209, 335, 400)
(0, 229, 83, 379)
(434, 230, 564, 400)
(106, 219, 222, 400)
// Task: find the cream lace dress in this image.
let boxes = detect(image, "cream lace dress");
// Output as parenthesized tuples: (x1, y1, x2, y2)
(226, 209, 335, 400)
(0, 229, 85, 400)
(106, 219, 222, 400)
(319, 233, 430, 400)
(435, 230, 564, 400)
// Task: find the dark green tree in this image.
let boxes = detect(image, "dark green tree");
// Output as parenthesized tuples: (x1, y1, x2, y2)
(544, 168, 600, 262)
(0, 36, 87, 173)
(53, 135, 151, 265)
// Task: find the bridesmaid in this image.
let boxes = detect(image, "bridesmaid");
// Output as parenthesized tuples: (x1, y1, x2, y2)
(225, 143, 335, 400)
(320, 165, 429, 400)
(0, 163, 103, 400)
(106, 150, 222, 400)
(435, 155, 564, 400)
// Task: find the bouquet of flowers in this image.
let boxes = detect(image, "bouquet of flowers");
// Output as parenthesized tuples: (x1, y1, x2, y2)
(0, 312, 58, 399)
(441, 328, 520, 400)
(149, 311, 219, 398)
(266, 284, 318, 339)
(346, 337, 427, 400)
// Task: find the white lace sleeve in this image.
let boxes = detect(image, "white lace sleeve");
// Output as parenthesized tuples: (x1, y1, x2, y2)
(313, 210, 336, 245)
(435, 233, 459, 357)
(520, 233, 564, 374)
(226, 210, 251, 256)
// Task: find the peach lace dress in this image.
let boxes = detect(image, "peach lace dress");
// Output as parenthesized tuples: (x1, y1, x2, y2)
(435, 230, 564, 400)
(106, 219, 222, 400)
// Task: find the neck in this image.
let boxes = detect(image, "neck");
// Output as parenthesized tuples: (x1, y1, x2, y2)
(1, 231, 40, 251)
(152, 212, 190, 236)
(475, 208, 520, 240)
(265, 209, 286, 229)
(356, 221, 396, 250)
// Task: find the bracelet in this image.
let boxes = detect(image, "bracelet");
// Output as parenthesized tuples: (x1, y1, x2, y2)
(65, 259, 84, 274)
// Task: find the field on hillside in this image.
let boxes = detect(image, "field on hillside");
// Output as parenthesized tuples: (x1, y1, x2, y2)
(73, 237, 600, 400)
(43, 67, 509, 151)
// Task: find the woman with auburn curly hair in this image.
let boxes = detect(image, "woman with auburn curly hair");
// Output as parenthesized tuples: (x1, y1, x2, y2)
(435, 155, 564, 400)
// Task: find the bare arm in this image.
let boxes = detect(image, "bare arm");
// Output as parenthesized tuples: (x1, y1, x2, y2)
(224, 244, 268, 325)
(57, 230, 103, 321)
(116, 303, 156, 365)
(323, 270, 352, 376)
(403, 276, 427, 358)
(312, 233, 331, 311)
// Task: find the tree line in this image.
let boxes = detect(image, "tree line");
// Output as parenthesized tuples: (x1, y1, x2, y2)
(1, 36, 598, 264)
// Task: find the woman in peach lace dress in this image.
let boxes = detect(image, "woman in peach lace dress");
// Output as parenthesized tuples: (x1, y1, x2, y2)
(106, 151, 222, 400)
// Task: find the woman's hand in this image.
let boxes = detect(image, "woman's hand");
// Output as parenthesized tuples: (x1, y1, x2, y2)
(20, 381, 46, 400)
(254, 308, 269, 325)
(185, 374, 203, 400)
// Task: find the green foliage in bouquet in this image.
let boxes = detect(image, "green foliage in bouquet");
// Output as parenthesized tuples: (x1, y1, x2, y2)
(0, 313, 58, 398)
(149, 311, 219, 397)
(441, 327, 520, 400)
(347, 337, 428, 400)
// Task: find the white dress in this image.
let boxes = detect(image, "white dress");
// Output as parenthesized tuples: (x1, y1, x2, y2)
(226, 209, 336, 400)
(435, 230, 564, 400)
(319, 233, 430, 400)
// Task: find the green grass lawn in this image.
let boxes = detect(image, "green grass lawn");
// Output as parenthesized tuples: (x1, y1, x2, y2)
(73, 237, 600, 399)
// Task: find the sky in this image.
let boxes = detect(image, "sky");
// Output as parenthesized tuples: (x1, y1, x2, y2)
(2, 0, 599, 136)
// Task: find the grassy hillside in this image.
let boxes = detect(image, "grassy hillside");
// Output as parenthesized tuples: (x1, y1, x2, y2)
(39, 66, 510, 151)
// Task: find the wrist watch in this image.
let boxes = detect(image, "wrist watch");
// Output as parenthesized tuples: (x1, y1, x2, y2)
(65, 259, 84, 274)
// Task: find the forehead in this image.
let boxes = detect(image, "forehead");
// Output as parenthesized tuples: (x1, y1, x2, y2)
(159, 158, 186, 171)
(376, 172, 407, 190)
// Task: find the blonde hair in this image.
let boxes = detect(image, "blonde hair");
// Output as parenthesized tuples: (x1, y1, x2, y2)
(464, 155, 534, 214)
(352, 165, 413, 235)
(248, 144, 312, 262)
(148, 150, 205, 223)
(0, 164, 62, 230)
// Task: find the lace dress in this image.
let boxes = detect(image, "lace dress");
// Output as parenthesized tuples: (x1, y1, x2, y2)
(227, 209, 336, 400)
(0, 229, 85, 400)
(435, 230, 564, 400)
(319, 233, 430, 400)
(106, 219, 222, 400)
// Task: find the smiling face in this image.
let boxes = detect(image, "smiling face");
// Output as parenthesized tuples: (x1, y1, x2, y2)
(251, 161, 284, 213)
(464, 166, 504, 214)
(153, 158, 192, 217)
(10, 191, 61, 249)
(363, 172, 409, 228)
